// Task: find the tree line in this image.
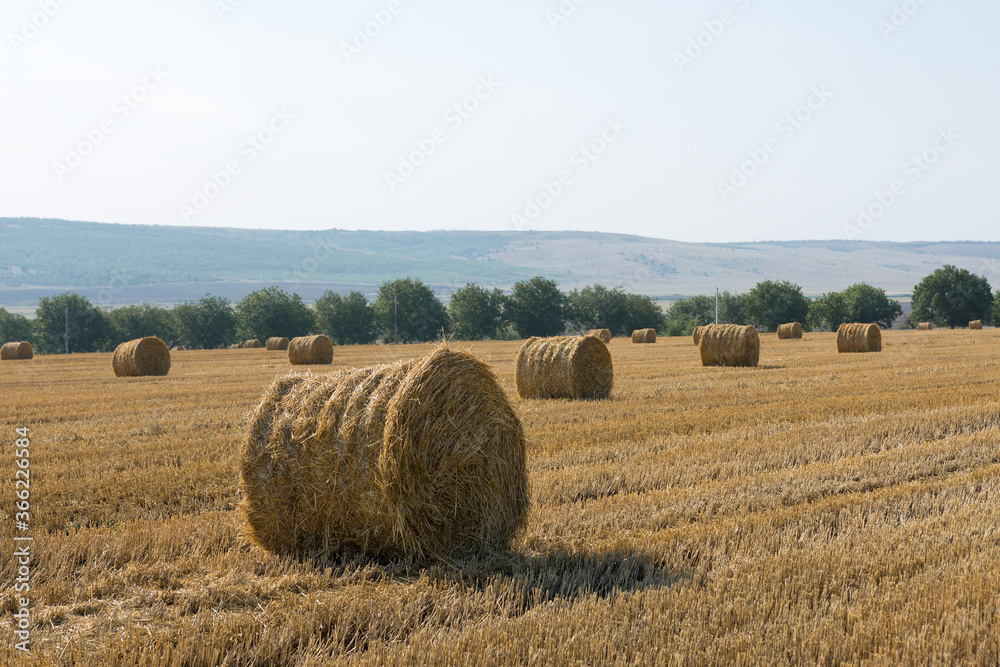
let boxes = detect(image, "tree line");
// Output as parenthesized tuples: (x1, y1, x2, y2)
(2, 266, 998, 354)
(0, 277, 664, 354)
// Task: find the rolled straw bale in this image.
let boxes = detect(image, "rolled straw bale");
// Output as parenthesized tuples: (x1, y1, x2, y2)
(239, 346, 528, 560)
(229, 343, 241, 350)
(836, 323, 882, 353)
(693, 326, 707, 345)
(585, 328, 612, 344)
(170, 345, 186, 352)
(112, 337, 171, 377)
(515, 335, 613, 400)
(288, 335, 334, 365)
(698, 324, 759, 367)
(970, 320, 983, 330)
(0, 341, 33, 360)
(777, 322, 803, 339)
(266, 337, 289, 351)
(631, 328, 656, 344)
(244, 339, 262, 349)
(917, 322, 933, 331)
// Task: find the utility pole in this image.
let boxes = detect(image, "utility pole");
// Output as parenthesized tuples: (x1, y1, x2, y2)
(64, 306, 69, 354)
(715, 287, 719, 324)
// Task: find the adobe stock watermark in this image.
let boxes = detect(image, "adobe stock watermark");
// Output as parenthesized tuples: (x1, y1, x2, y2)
(213, 0, 246, 20)
(7, 0, 72, 53)
(50, 66, 168, 183)
(717, 85, 833, 202)
(510, 116, 628, 230)
(545, 0, 592, 31)
(878, 0, 931, 40)
(843, 126, 958, 240)
(384, 75, 500, 193)
(340, 0, 413, 64)
(179, 107, 294, 223)
(673, 0, 753, 74)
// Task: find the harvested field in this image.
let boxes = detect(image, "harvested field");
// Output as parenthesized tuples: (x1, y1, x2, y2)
(2, 329, 1000, 664)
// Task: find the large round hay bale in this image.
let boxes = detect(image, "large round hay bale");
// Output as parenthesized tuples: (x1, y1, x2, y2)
(585, 328, 612, 344)
(837, 323, 882, 353)
(698, 324, 759, 367)
(244, 339, 262, 349)
(288, 335, 334, 365)
(970, 320, 983, 330)
(917, 322, 933, 331)
(777, 322, 803, 339)
(112, 337, 171, 377)
(229, 343, 241, 350)
(240, 346, 529, 560)
(693, 326, 708, 345)
(0, 341, 33, 360)
(515, 335, 613, 400)
(631, 328, 656, 344)
(266, 337, 289, 351)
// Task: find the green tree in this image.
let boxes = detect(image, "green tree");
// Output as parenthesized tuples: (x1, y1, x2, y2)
(173, 295, 237, 349)
(0, 309, 34, 346)
(743, 280, 809, 332)
(993, 291, 1000, 326)
(373, 278, 448, 343)
(448, 283, 506, 340)
(107, 303, 178, 346)
(807, 292, 848, 331)
(663, 295, 715, 337)
(34, 292, 111, 354)
(841, 283, 902, 329)
(717, 291, 746, 325)
(567, 285, 620, 332)
(620, 293, 666, 334)
(911, 265, 993, 328)
(235, 287, 314, 342)
(315, 291, 376, 345)
(505, 277, 567, 337)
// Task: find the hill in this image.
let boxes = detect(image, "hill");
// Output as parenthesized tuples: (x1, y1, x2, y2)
(2, 218, 999, 312)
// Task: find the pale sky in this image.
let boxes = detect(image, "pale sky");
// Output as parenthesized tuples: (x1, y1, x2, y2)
(2, 0, 997, 242)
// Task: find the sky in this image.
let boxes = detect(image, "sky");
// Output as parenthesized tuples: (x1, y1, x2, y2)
(1, 0, 997, 243)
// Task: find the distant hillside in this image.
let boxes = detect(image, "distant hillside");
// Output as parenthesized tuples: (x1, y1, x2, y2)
(3, 218, 1000, 313)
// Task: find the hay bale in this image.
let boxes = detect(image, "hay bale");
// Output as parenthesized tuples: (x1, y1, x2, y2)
(698, 324, 759, 367)
(112, 337, 171, 377)
(266, 337, 290, 351)
(917, 322, 933, 331)
(239, 346, 529, 560)
(170, 345, 186, 352)
(0, 341, 33, 360)
(229, 343, 241, 350)
(515, 335, 613, 400)
(244, 339, 262, 349)
(837, 323, 882, 353)
(970, 320, 983, 330)
(585, 328, 612, 344)
(631, 328, 656, 344)
(288, 334, 334, 365)
(693, 325, 708, 345)
(777, 322, 803, 339)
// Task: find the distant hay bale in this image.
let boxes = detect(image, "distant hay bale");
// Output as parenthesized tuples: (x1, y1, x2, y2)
(693, 325, 707, 345)
(266, 337, 289, 351)
(585, 328, 612, 344)
(631, 328, 656, 344)
(837, 323, 882, 353)
(698, 324, 759, 367)
(239, 346, 529, 561)
(288, 334, 334, 365)
(917, 322, 933, 331)
(970, 320, 983, 330)
(244, 339, 262, 349)
(112, 337, 171, 377)
(170, 345, 186, 352)
(515, 335, 613, 400)
(777, 322, 803, 339)
(0, 341, 33, 360)
(229, 343, 241, 350)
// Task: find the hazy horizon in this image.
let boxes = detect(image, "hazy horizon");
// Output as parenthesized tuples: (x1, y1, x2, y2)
(3, 1, 998, 243)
